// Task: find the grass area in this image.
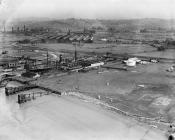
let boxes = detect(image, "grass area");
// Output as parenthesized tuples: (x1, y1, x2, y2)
(37, 43, 156, 55)
(35, 62, 175, 123)
(2, 33, 175, 125)
(134, 49, 175, 59)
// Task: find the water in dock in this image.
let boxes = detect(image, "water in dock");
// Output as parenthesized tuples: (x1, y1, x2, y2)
(0, 88, 12, 119)
(0, 87, 23, 124)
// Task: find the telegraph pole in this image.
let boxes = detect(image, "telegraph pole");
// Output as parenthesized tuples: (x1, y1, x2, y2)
(46, 51, 49, 67)
(75, 69, 79, 91)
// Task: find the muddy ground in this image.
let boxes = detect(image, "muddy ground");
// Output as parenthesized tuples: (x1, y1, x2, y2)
(0, 87, 166, 140)
(2, 34, 175, 129)
(34, 61, 175, 125)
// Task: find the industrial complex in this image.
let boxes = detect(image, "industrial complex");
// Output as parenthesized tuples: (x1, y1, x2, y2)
(1, 19, 175, 140)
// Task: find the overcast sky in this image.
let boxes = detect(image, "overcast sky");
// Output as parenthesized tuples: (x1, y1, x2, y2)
(0, 0, 175, 20)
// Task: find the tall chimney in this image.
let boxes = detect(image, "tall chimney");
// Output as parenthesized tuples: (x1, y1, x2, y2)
(24, 25, 26, 32)
(75, 48, 77, 61)
(3, 24, 6, 32)
(12, 27, 14, 33)
(59, 54, 62, 63)
(17, 27, 19, 32)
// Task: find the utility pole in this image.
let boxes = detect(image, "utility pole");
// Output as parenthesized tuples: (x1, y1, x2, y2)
(46, 51, 49, 67)
(75, 69, 79, 91)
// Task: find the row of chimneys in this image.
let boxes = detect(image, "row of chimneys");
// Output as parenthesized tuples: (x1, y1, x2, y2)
(2, 25, 27, 33)
(11, 25, 26, 33)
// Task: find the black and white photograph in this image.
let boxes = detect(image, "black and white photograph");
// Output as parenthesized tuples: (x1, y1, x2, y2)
(0, 0, 175, 140)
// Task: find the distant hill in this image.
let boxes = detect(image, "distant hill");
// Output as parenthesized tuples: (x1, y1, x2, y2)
(100, 18, 175, 31)
(5, 18, 175, 33)
(6, 18, 105, 32)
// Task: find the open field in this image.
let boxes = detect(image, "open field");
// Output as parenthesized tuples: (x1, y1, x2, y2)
(2, 33, 175, 126)
(134, 49, 175, 59)
(95, 32, 175, 42)
(0, 87, 166, 140)
(37, 43, 156, 55)
(34, 61, 175, 125)
(1, 28, 175, 138)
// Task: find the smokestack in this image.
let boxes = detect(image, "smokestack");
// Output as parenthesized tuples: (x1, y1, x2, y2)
(17, 27, 19, 32)
(75, 48, 77, 62)
(67, 29, 70, 35)
(47, 51, 49, 66)
(59, 54, 62, 63)
(3, 25, 6, 32)
(73, 42, 78, 62)
(2, 21, 6, 33)
(12, 26, 14, 33)
(24, 25, 26, 32)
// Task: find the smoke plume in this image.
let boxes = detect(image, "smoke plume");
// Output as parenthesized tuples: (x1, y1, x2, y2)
(0, 0, 24, 30)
